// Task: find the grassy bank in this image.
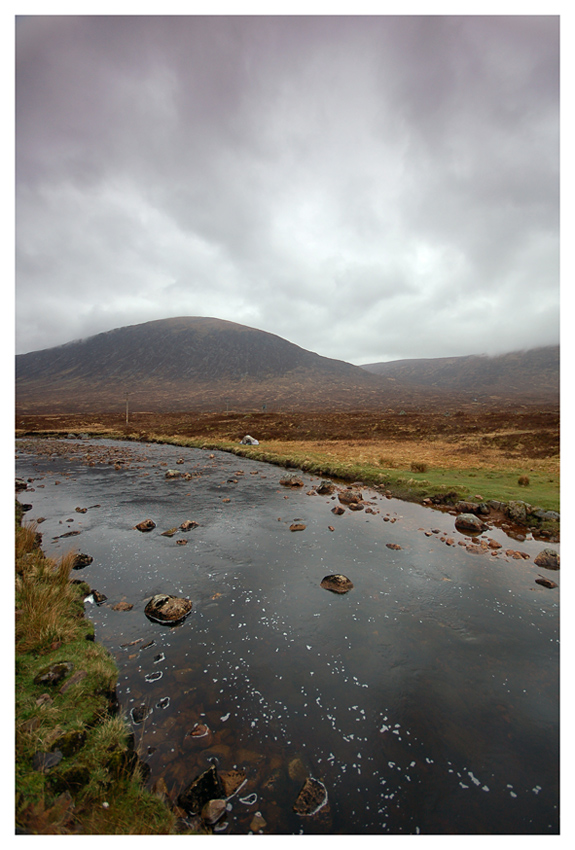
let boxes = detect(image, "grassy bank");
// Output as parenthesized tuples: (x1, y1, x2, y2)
(14, 504, 190, 835)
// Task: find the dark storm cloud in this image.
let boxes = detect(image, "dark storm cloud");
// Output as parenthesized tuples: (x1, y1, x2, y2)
(16, 14, 559, 363)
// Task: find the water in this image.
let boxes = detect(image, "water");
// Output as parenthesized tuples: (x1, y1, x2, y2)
(16, 438, 559, 834)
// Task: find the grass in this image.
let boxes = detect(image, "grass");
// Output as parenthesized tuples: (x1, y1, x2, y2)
(14, 506, 191, 835)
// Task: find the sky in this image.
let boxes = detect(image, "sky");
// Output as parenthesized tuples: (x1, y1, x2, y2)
(14, 10, 560, 365)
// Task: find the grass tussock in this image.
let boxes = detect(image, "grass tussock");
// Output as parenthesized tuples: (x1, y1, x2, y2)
(15, 510, 187, 835)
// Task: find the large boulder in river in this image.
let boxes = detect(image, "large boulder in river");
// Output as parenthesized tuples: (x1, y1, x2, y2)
(320, 574, 353, 594)
(534, 548, 560, 570)
(144, 594, 193, 624)
(454, 513, 486, 533)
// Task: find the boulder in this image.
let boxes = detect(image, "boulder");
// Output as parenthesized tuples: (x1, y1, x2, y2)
(338, 489, 362, 505)
(293, 777, 328, 816)
(320, 574, 353, 594)
(289, 523, 306, 532)
(331, 505, 345, 516)
(240, 435, 259, 445)
(280, 475, 304, 487)
(135, 519, 156, 532)
(533, 549, 560, 570)
(144, 594, 193, 624)
(180, 520, 199, 531)
(316, 481, 335, 495)
(72, 553, 93, 570)
(165, 469, 181, 479)
(507, 500, 529, 523)
(454, 513, 486, 533)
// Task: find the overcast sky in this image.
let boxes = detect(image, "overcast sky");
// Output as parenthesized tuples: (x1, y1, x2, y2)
(15, 13, 560, 364)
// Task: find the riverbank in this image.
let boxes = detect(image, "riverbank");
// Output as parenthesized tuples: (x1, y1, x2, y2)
(15, 502, 199, 835)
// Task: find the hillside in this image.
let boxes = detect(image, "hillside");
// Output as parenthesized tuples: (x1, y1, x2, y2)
(15, 317, 402, 413)
(361, 347, 559, 402)
(15, 318, 559, 414)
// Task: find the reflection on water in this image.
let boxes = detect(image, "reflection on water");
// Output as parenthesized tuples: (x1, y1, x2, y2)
(16, 438, 559, 834)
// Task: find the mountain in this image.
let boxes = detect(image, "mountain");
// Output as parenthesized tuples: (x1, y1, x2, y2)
(15, 318, 559, 414)
(360, 346, 559, 401)
(15, 317, 402, 413)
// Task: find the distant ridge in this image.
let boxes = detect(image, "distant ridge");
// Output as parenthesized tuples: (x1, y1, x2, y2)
(360, 347, 559, 400)
(15, 318, 559, 413)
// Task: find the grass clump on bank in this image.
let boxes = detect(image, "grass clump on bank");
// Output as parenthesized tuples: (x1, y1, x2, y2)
(15, 506, 184, 835)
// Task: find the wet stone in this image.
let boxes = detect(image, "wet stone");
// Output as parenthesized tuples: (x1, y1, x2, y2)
(535, 577, 558, 589)
(131, 704, 149, 724)
(135, 519, 156, 532)
(338, 490, 362, 505)
(72, 553, 93, 570)
(320, 574, 354, 594)
(219, 769, 247, 798)
(534, 548, 560, 570)
(178, 764, 225, 815)
(293, 777, 328, 816)
(201, 798, 227, 825)
(280, 476, 304, 487)
(144, 594, 193, 624)
(455, 513, 486, 533)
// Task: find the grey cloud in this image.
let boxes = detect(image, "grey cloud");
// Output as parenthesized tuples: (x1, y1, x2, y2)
(16, 15, 559, 363)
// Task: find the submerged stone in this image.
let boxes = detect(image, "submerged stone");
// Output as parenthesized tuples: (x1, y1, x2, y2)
(293, 777, 328, 816)
(178, 764, 225, 815)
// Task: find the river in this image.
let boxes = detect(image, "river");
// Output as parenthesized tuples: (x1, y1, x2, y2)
(15, 437, 559, 835)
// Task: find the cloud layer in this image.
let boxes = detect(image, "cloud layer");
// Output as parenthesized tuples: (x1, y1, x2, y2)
(16, 15, 559, 363)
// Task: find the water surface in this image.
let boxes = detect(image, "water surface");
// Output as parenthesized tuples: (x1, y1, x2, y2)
(16, 438, 559, 834)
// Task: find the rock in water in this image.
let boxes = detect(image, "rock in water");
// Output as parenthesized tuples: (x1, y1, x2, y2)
(72, 553, 93, 570)
(135, 519, 156, 532)
(454, 513, 486, 533)
(534, 548, 560, 570)
(144, 594, 193, 624)
(293, 777, 328, 816)
(338, 489, 362, 505)
(178, 765, 225, 815)
(535, 577, 558, 589)
(201, 799, 226, 825)
(320, 574, 353, 594)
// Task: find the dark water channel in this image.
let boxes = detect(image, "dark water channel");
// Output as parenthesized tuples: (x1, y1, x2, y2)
(16, 438, 559, 835)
